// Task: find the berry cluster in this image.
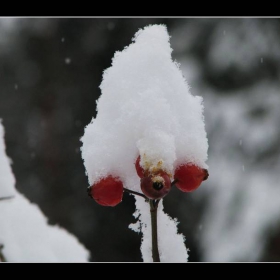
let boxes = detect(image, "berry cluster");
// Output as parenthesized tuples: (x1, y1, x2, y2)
(87, 155, 209, 206)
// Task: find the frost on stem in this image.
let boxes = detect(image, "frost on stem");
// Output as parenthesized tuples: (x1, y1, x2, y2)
(81, 24, 208, 262)
(0, 120, 90, 262)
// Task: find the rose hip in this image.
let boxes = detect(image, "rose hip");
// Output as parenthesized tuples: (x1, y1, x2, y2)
(88, 176, 124, 206)
(174, 164, 208, 192)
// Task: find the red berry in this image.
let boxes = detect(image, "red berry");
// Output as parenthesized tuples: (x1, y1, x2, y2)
(135, 155, 145, 178)
(140, 171, 171, 199)
(174, 164, 209, 192)
(88, 176, 124, 206)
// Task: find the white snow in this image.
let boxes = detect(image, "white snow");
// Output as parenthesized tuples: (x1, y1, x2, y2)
(65, 58, 71, 65)
(0, 120, 16, 198)
(171, 19, 280, 261)
(81, 24, 208, 191)
(197, 82, 280, 262)
(0, 193, 90, 262)
(209, 19, 280, 72)
(81, 24, 208, 262)
(129, 196, 189, 262)
(0, 120, 90, 262)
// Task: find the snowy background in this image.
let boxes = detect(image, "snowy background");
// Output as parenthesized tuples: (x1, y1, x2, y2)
(0, 121, 89, 262)
(1, 18, 280, 262)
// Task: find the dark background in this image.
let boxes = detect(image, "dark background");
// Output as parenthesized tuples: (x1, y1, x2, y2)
(1, 18, 280, 262)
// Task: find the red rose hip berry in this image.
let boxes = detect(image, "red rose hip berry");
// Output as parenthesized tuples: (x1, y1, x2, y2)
(174, 164, 209, 192)
(135, 155, 145, 178)
(140, 171, 171, 199)
(88, 175, 124, 206)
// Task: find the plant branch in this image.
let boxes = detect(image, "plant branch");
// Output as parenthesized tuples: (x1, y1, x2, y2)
(124, 188, 147, 199)
(150, 199, 160, 262)
(0, 196, 14, 201)
(171, 179, 178, 188)
(0, 244, 6, 262)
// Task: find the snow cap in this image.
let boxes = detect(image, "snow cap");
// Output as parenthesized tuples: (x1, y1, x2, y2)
(81, 24, 208, 192)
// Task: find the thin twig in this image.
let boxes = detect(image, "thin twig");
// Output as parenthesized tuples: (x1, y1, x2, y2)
(124, 188, 147, 199)
(171, 179, 178, 188)
(0, 196, 14, 201)
(150, 199, 160, 262)
(0, 244, 6, 262)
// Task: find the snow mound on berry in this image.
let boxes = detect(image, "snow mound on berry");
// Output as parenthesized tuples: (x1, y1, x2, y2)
(0, 121, 90, 262)
(129, 196, 189, 262)
(81, 24, 208, 191)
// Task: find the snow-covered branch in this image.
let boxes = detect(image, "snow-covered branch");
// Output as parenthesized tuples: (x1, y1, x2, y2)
(0, 120, 90, 262)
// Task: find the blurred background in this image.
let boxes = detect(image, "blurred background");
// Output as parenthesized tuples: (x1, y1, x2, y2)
(1, 17, 280, 262)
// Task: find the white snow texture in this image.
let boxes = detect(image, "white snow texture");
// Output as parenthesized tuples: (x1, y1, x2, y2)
(129, 196, 189, 262)
(81, 24, 208, 190)
(81, 24, 208, 262)
(0, 120, 16, 198)
(0, 120, 90, 262)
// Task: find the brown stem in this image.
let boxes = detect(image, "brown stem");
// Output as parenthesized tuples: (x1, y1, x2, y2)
(124, 188, 147, 199)
(124, 188, 160, 261)
(150, 199, 160, 262)
(171, 179, 178, 188)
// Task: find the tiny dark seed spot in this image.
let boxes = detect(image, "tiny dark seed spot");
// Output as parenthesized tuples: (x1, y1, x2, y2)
(153, 182, 163, 191)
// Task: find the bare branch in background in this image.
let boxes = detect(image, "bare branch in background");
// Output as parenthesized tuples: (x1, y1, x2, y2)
(0, 196, 14, 201)
(0, 244, 7, 262)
